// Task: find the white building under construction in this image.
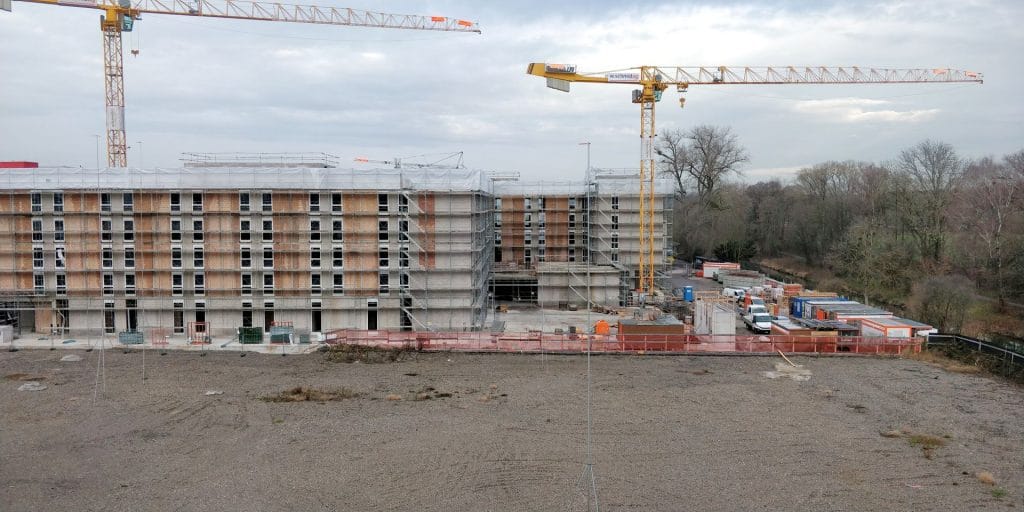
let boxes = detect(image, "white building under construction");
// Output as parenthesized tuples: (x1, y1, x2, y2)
(0, 165, 671, 338)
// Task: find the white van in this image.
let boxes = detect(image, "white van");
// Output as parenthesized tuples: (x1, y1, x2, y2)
(744, 304, 768, 316)
(722, 287, 746, 300)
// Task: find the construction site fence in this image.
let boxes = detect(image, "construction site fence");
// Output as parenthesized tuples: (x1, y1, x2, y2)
(323, 330, 923, 356)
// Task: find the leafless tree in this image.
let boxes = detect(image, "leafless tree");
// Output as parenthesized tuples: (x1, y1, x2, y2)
(655, 125, 748, 209)
(954, 158, 1022, 310)
(909, 275, 975, 333)
(654, 128, 689, 201)
(892, 140, 966, 261)
(1006, 149, 1024, 180)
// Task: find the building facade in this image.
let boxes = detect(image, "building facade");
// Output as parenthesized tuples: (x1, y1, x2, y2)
(491, 175, 673, 306)
(0, 167, 671, 338)
(0, 167, 492, 337)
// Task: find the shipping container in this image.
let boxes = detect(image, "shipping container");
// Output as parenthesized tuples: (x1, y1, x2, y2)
(720, 269, 765, 289)
(898, 318, 937, 337)
(702, 262, 741, 280)
(859, 317, 916, 338)
(797, 299, 853, 319)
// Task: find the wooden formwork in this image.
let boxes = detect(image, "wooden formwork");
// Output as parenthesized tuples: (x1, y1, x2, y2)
(500, 196, 524, 265)
(272, 190, 307, 214)
(9, 216, 31, 245)
(417, 192, 436, 269)
(273, 244, 305, 272)
(71, 272, 101, 295)
(205, 248, 236, 271)
(343, 192, 376, 214)
(63, 191, 95, 213)
(0, 272, 13, 291)
(34, 306, 52, 333)
(140, 192, 170, 213)
(546, 196, 570, 262)
(272, 214, 306, 246)
(343, 273, 374, 297)
(204, 212, 236, 240)
(138, 270, 171, 296)
(135, 215, 158, 237)
(198, 271, 230, 297)
(0, 194, 30, 214)
(205, 192, 234, 213)
(273, 270, 306, 297)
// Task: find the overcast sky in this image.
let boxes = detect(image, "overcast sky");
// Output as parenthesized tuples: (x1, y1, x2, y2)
(1, 0, 1021, 181)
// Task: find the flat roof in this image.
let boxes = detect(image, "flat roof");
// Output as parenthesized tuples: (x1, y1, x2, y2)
(861, 317, 922, 328)
(795, 318, 860, 332)
(816, 304, 891, 316)
(0, 167, 493, 193)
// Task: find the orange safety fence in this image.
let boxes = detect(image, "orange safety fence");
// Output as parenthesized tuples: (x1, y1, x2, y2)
(323, 330, 923, 356)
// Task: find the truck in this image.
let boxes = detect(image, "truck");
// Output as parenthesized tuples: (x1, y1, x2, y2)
(743, 311, 772, 334)
(721, 287, 746, 301)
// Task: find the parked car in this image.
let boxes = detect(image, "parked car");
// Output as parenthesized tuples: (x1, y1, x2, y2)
(722, 287, 746, 300)
(743, 312, 772, 334)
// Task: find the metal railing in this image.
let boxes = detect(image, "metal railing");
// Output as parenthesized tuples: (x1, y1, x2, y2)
(927, 334, 1024, 379)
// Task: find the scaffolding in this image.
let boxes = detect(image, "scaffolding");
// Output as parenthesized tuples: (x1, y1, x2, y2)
(0, 167, 493, 344)
(490, 172, 673, 308)
(181, 152, 341, 168)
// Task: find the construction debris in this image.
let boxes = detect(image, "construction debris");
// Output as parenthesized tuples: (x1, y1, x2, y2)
(763, 362, 812, 381)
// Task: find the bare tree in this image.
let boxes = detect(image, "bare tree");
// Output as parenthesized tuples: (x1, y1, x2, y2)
(1006, 149, 1024, 175)
(654, 128, 689, 201)
(655, 125, 748, 209)
(892, 140, 966, 261)
(909, 275, 975, 333)
(954, 157, 1022, 310)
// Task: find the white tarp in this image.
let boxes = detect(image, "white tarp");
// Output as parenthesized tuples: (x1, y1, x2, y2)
(0, 167, 493, 193)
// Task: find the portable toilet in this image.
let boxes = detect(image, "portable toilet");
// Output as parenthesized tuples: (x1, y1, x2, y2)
(683, 286, 694, 302)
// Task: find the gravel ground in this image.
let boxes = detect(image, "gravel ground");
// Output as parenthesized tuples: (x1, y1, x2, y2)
(2, 349, 1022, 511)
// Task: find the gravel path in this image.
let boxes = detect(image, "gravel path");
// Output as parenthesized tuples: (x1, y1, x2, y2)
(1, 349, 1021, 511)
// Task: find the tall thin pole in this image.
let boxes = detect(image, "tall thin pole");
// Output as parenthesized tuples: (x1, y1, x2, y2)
(578, 141, 598, 511)
(93, 134, 101, 169)
(579, 141, 591, 174)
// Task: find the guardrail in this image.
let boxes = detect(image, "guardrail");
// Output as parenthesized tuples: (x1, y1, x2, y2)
(323, 330, 922, 356)
(927, 334, 1024, 379)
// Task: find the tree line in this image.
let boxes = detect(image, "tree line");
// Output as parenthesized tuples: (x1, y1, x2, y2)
(658, 125, 1024, 332)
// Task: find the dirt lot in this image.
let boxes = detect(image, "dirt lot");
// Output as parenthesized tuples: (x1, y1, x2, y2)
(2, 349, 1022, 511)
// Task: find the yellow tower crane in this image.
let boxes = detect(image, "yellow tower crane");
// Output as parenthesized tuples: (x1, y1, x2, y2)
(527, 63, 983, 295)
(9, 0, 481, 167)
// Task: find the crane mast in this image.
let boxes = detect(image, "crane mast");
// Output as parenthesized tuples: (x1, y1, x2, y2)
(527, 63, 983, 295)
(13, 0, 480, 167)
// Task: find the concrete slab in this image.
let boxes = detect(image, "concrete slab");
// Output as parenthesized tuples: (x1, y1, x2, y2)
(495, 305, 625, 334)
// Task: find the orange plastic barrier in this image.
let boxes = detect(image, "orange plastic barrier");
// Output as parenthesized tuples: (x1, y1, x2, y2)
(322, 330, 922, 356)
